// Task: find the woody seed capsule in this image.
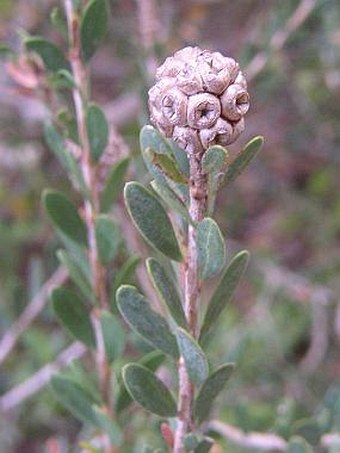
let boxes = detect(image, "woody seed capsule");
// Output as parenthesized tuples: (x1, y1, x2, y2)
(148, 46, 250, 152)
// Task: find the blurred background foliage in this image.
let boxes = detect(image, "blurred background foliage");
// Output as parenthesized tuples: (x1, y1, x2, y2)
(0, 0, 340, 451)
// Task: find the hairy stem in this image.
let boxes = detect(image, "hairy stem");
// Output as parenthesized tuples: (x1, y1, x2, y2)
(174, 148, 208, 452)
(64, 1, 112, 449)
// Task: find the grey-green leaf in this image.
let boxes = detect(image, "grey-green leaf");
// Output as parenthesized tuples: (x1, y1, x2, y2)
(122, 363, 177, 417)
(140, 125, 173, 155)
(51, 374, 98, 426)
(80, 0, 109, 61)
(116, 285, 179, 358)
(100, 158, 129, 212)
(146, 258, 186, 328)
(195, 437, 214, 453)
(43, 190, 87, 246)
(197, 218, 225, 280)
(288, 436, 313, 453)
(93, 405, 122, 445)
(194, 363, 234, 424)
(57, 249, 93, 301)
(176, 328, 209, 386)
(199, 250, 249, 345)
(95, 215, 120, 265)
(51, 287, 95, 348)
(202, 145, 228, 174)
(124, 182, 182, 261)
(145, 148, 187, 184)
(24, 36, 69, 72)
(224, 136, 264, 186)
(100, 310, 125, 363)
(150, 180, 193, 225)
(86, 103, 109, 161)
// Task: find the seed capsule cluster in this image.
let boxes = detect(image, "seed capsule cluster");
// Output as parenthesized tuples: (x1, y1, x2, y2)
(148, 46, 250, 152)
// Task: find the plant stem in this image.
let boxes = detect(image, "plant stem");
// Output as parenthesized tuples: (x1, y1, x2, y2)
(174, 147, 208, 453)
(64, 2, 113, 450)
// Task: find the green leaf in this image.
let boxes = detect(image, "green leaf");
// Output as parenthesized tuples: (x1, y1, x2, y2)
(176, 328, 209, 386)
(184, 433, 214, 452)
(194, 363, 234, 424)
(100, 310, 125, 363)
(93, 406, 122, 445)
(202, 145, 228, 174)
(150, 180, 193, 225)
(100, 158, 129, 212)
(24, 36, 69, 72)
(111, 255, 140, 311)
(43, 190, 87, 245)
(95, 215, 120, 265)
(199, 250, 249, 345)
(288, 436, 313, 453)
(122, 363, 177, 417)
(224, 136, 264, 186)
(116, 285, 178, 358)
(116, 351, 165, 413)
(197, 218, 225, 280)
(57, 249, 93, 301)
(146, 258, 186, 328)
(140, 125, 173, 155)
(50, 7, 68, 38)
(43, 123, 87, 195)
(145, 148, 188, 184)
(170, 140, 190, 177)
(67, 360, 101, 403)
(49, 69, 76, 90)
(51, 374, 98, 425)
(86, 103, 109, 161)
(194, 437, 214, 453)
(124, 182, 182, 262)
(51, 287, 95, 348)
(80, 0, 109, 61)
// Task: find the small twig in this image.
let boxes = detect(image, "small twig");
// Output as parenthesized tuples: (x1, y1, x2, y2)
(0, 266, 68, 366)
(207, 419, 288, 452)
(246, 0, 318, 81)
(0, 342, 86, 412)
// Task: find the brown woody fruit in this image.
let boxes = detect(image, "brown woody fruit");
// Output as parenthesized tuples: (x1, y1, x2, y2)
(148, 46, 249, 152)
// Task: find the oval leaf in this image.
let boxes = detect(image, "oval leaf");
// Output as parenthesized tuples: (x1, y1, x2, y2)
(80, 0, 109, 61)
(57, 249, 93, 301)
(197, 218, 225, 280)
(288, 436, 313, 453)
(24, 36, 69, 72)
(95, 215, 120, 265)
(100, 158, 129, 212)
(146, 148, 187, 184)
(100, 310, 125, 363)
(51, 374, 98, 426)
(224, 136, 264, 186)
(116, 285, 179, 358)
(140, 125, 173, 155)
(124, 182, 182, 261)
(194, 363, 234, 424)
(199, 250, 249, 345)
(202, 145, 228, 174)
(43, 190, 87, 246)
(51, 287, 95, 348)
(86, 103, 109, 161)
(93, 406, 122, 445)
(146, 258, 186, 328)
(176, 328, 209, 386)
(122, 363, 177, 417)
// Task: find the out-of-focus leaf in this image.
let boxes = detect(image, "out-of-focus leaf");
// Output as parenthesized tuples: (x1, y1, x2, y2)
(86, 103, 109, 161)
(50, 7, 68, 38)
(80, 0, 109, 61)
(100, 310, 125, 363)
(122, 363, 177, 417)
(43, 190, 87, 246)
(288, 436, 313, 452)
(57, 249, 93, 301)
(100, 158, 129, 212)
(116, 285, 178, 358)
(111, 255, 140, 311)
(95, 215, 120, 265)
(124, 182, 182, 261)
(51, 286, 95, 348)
(197, 218, 225, 280)
(194, 363, 234, 424)
(199, 250, 249, 346)
(24, 36, 69, 72)
(146, 257, 186, 328)
(223, 136, 264, 186)
(176, 328, 209, 386)
(51, 374, 99, 425)
(93, 406, 122, 445)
